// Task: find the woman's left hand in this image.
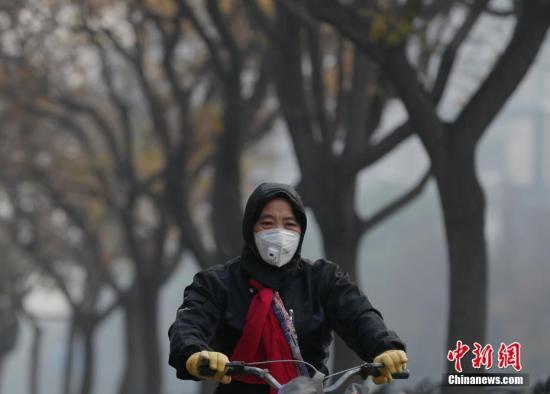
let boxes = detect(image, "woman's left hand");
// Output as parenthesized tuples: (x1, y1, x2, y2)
(372, 349, 408, 385)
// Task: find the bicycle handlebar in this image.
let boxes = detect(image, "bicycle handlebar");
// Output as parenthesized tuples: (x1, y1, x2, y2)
(198, 358, 409, 392)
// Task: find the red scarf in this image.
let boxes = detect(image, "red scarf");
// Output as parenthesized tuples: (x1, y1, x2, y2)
(230, 279, 299, 390)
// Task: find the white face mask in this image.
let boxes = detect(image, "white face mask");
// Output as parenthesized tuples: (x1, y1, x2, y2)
(254, 229, 301, 268)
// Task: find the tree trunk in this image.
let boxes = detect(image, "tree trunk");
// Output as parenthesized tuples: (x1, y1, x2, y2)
(79, 322, 96, 394)
(211, 75, 244, 264)
(29, 322, 42, 394)
(311, 178, 363, 373)
(118, 283, 161, 394)
(436, 148, 487, 393)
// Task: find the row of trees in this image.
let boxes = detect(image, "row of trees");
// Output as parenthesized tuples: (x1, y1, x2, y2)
(305, 1, 550, 383)
(0, 1, 548, 394)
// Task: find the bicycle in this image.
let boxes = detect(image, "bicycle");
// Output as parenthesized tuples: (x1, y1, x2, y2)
(198, 357, 410, 393)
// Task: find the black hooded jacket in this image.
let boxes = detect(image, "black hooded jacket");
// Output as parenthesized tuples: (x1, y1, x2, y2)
(168, 183, 405, 394)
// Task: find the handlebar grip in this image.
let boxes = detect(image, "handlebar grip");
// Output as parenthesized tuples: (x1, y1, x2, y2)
(392, 369, 410, 379)
(197, 358, 241, 377)
(372, 369, 410, 379)
(368, 362, 410, 380)
(198, 357, 216, 377)
(371, 368, 410, 379)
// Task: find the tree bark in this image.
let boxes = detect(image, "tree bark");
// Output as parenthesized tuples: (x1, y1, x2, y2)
(118, 282, 161, 394)
(435, 145, 487, 394)
(79, 322, 96, 394)
(309, 177, 363, 372)
(314, 178, 361, 282)
(436, 155, 488, 345)
(211, 74, 245, 264)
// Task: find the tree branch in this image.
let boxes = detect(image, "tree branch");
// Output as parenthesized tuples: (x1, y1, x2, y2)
(243, 0, 280, 46)
(87, 32, 136, 181)
(52, 96, 126, 172)
(382, 48, 445, 162)
(306, 0, 384, 62)
(430, 0, 488, 104)
(206, 0, 241, 76)
(244, 55, 270, 123)
(22, 103, 118, 208)
(341, 49, 373, 157)
(360, 166, 432, 233)
(457, 0, 517, 17)
(308, 0, 445, 160)
(244, 109, 279, 149)
(306, 25, 332, 152)
(347, 121, 413, 176)
(268, 3, 323, 173)
(1, 185, 78, 310)
(454, 0, 550, 143)
(181, 2, 226, 78)
(88, 20, 173, 156)
(279, 0, 319, 30)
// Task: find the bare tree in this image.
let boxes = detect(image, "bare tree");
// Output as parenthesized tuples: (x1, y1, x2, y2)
(0, 117, 126, 394)
(305, 0, 550, 383)
(0, 1, 272, 394)
(245, 0, 438, 370)
(0, 200, 45, 394)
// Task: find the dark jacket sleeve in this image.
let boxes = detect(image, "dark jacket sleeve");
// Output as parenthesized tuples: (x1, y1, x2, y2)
(320, 260, 406, 361)
(168, 268, 225, 380)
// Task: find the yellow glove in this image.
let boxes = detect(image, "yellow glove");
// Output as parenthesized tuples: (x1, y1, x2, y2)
(372, 349, 408, 385)
(186, 350, 231, 384)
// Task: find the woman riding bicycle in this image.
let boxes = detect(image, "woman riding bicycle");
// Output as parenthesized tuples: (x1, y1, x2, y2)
(168, 182, 408, 394)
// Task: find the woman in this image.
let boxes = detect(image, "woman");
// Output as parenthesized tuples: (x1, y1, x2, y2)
(168, 183, 407, 393)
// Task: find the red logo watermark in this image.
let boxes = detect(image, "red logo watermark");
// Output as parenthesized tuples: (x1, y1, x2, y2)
(447, 341, 522, 373)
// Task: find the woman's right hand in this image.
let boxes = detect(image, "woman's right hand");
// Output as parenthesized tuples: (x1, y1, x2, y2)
(186, 350, 232, 384)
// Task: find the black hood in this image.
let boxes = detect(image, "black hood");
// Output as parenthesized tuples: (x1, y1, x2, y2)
(240, 182, 307, 289)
